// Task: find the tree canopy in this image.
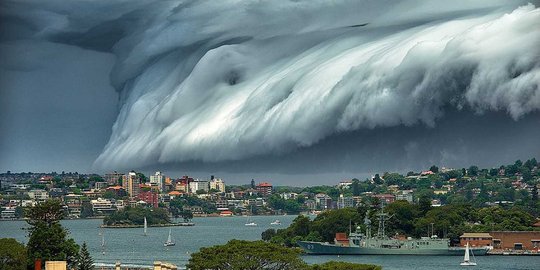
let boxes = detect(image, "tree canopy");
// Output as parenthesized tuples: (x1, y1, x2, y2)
(0, 238, 26, 270)
(186, 240, 380, 270)
(103, 206, 170, 226)
(25, 199, 79, 269)
(186, 240, 306, 270)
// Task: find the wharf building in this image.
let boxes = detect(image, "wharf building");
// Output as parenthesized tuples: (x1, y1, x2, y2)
(460, 231, 540, 252)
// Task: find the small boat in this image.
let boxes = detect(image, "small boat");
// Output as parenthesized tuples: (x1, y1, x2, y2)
(270, 220, 281, 225)
(245, 206, 257, 226)
(164, 228, 175, 247)
(144, 217, 148, 236)
(460, 242, 477, 266)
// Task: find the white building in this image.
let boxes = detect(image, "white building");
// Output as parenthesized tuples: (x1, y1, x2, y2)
(280, 192, 298, 200)
(189, 180, 209, 193)
(27, 189, 49, 202)
(94, 181, 108, 190)
(337, 181, 353, 189)
(315, 193, 332, 209)
(150, 171, 165, 192)
(90, 198, 115, 214)
(1, 207, 16, 219)
(209, 178, 226, 192)
(337, 194, 355, 209)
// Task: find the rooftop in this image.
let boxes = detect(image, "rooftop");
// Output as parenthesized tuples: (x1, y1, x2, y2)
(460, 233, 492, 238)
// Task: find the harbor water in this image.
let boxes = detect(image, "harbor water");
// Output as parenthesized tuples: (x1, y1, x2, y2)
(1, 216, 538, 269)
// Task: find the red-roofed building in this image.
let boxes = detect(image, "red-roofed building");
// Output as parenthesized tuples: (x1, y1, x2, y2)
(335, 233, 349, 247)
(138, 191, 158, 208)
(256, 182, 273, 196)
(106, 186, 127, 197)
(421, 171, 435, 176)
(220, 210, 234, 217)
(168, 191, 183, 199)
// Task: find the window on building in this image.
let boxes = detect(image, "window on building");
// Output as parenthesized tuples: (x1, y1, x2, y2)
(493, 239, 501, 248)
(514, 243, 523, 250)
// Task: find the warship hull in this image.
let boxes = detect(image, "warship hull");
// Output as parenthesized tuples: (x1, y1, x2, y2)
(298, 241, 490, 256)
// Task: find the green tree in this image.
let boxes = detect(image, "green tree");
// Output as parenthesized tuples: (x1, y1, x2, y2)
(25, 200, 79, 269)
(467, 166, 479, 176)
(385, 200, 419, 236)
(418, 195, 432, 215)
(80, 201, 93, 218)
(77, 242, 94, 270)
(15, 206, 25, 218)
(181, 210, 194, 223)
(373, 174, 383, 185)
(351, 179, 360, 196)
(103, 207, 171, 226)
(429, 165, 439, 173)
(0, 238, 27, 270)
(136, 172, 147, 183)
(382, 173, 405, 186)
(186, 240, 306, 270)
(312, 208, 361, 242)
(261, 229, 277, 241)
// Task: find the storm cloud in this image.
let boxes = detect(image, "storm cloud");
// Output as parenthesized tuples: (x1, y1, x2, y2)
(1, 0, 539, 177)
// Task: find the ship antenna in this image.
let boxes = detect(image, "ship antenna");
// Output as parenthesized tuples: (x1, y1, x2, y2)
(364, 211, 371, 238)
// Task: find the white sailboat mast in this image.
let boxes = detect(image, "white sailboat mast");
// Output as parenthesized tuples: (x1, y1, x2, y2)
(464, 242, 470, 262)
(144, 217, 148, 236)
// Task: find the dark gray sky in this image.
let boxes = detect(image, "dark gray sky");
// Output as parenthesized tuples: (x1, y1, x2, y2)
(1, 0, 539, 185)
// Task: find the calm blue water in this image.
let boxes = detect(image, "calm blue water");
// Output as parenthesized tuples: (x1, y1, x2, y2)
(1, 217, 538, 269)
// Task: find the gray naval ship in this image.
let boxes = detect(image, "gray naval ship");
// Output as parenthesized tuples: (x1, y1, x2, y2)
(298, 209, 490, 256)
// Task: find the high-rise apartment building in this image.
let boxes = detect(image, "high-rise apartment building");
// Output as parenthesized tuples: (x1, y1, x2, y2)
(150, 171, 165, 192)
(122, 171, 140, 197)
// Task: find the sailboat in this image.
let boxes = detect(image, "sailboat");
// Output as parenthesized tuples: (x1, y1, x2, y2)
(100, 228, 105, 255)
(164, 228, 175, 246)
(144, 217, 148, 236)
(460, 242, 477, 266)
(245, 205, 257, 226)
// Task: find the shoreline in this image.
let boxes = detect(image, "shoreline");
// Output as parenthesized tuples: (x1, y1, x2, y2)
(101, 222, 194, 228)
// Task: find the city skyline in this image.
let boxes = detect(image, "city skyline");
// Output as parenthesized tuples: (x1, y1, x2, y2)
(1, 0, 539, 186)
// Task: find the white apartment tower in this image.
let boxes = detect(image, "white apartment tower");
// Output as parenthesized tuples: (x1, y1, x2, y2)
(209, 177, 226, 192)
(150, 171, 165, 192)
(122, 171, 140, 197)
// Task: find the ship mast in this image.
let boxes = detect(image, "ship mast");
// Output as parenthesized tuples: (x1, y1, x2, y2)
(376, 207, 393, 239)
